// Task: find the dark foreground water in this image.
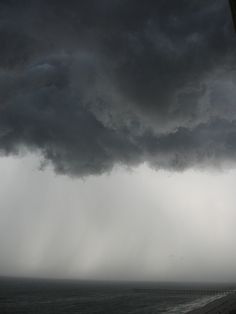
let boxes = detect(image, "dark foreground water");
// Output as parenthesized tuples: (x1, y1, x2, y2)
(0, 278, 231, 314)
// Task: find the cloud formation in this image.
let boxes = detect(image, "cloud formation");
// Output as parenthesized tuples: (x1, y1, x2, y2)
(0, 0, 236, 175)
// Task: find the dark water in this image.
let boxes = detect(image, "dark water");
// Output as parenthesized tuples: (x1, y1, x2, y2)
(0, 278, 230, 313)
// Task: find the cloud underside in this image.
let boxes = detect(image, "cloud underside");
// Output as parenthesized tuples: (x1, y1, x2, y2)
(0, 0, 236, 175)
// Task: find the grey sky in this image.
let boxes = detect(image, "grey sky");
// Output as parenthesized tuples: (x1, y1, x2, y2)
(1, 154, 236, 282)
(0, 0, 236, 174)
(1, 1, 236, 281)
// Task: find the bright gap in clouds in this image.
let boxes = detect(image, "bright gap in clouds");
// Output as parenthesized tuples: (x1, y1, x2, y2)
(0, 153, 236, 282)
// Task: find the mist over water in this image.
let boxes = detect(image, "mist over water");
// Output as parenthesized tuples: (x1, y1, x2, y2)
(1, 153, 236, 283)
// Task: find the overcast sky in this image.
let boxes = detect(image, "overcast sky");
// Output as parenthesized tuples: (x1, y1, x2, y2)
(1, 154, 236, 282)
(0, 0, 236, 282)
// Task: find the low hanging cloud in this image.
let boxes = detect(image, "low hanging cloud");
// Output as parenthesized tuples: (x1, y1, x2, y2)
(0, 0, 236, 175)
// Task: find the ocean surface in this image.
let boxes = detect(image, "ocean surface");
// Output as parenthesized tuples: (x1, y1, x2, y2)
(0, 278, 231, 313)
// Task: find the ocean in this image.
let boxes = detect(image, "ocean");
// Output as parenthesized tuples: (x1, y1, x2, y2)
(0, 278, 231, 313)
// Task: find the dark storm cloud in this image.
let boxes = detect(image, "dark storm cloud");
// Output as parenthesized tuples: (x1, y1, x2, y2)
(0, 0, 236, 175)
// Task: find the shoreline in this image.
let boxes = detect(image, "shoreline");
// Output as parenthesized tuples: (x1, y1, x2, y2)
(188, 292, 236, 313)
